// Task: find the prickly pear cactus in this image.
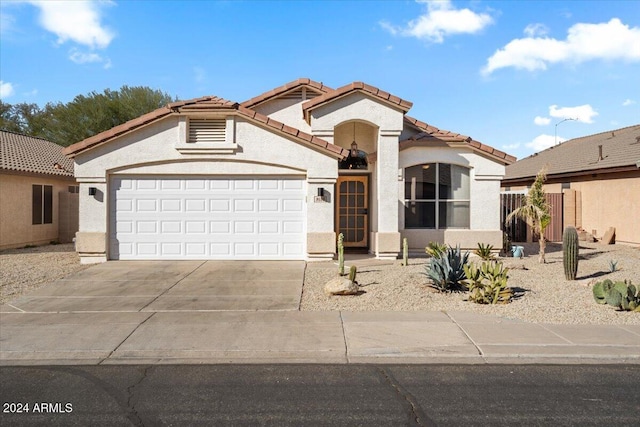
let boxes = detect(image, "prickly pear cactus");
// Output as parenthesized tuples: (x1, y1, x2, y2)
(592, 279, 640, 312)
(563, 226, 579, 280)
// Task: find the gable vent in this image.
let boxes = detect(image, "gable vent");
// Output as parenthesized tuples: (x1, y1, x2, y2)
(189, 119, 225, 143)
(279, 88, 322, 101)
(280, 89, 304, 100)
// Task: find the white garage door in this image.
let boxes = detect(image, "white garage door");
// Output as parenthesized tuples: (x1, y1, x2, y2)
(110, 176, 306, 260)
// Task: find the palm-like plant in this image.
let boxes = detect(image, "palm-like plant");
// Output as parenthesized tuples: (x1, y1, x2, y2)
(505, 168, 551, 264)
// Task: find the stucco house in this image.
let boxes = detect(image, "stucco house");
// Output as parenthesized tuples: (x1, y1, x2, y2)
(0, 130, 78, 250)
(502, 124, 640, 246)
(63, 78, 515, 264)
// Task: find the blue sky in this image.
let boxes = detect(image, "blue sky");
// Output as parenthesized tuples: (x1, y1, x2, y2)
(1, 0, 639, 160)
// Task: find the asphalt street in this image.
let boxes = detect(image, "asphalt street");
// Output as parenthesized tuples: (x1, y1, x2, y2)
(1, 364, 639, 426)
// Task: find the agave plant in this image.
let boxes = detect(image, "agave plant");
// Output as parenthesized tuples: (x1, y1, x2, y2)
(474, 243, 495, 261)
(464, 261, 512, 304)
(424, 244, 469, 292)
(425, 241, 448, 258)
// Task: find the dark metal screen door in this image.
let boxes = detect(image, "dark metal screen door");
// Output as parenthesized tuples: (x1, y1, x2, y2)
(336, 176, 368, 247)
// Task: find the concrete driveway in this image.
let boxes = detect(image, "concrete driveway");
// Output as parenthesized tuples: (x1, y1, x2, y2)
(2, 261, 305, 313)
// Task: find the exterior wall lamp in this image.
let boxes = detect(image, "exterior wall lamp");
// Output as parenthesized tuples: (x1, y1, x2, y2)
(88, 187, 97, 196)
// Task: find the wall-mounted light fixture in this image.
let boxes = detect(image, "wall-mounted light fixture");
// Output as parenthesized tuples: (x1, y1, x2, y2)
(317, 188, 325, 197)
(88, 187, 97, 196)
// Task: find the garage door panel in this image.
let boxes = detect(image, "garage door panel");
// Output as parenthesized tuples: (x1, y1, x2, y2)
(111, 177, 306, 260)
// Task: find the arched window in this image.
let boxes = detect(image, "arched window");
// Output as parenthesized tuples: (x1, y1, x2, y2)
(404, 163, 470, 229)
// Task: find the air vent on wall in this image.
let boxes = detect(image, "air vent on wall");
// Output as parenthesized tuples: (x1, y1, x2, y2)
(188, 119, 225, 143)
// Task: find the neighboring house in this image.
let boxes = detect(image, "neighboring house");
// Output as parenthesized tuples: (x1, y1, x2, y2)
(63, 78, 515, 264)
(0, 130, 78, 250)
(502, 124, 640, 245)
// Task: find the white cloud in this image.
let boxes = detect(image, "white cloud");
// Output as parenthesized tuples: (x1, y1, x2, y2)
(482, 18, 640, 75)
(0, 81, 15, 99)
(526, 134, 566, 152)
(68, 48, 112, 69)
(502, 143, 520, 150)
(524, 23, 548, 37)
(381, 0, 493, 43)
(29, 0, 115, 49)
(193, 66, 206, 84)
(622, 99, 636, 106)
(549, 104, 598, 123)
(534, 116, 551, 126)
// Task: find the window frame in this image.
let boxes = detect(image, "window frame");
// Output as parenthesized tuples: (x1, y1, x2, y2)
(403, 163, 470, 230)
(32, 184, 53, 225)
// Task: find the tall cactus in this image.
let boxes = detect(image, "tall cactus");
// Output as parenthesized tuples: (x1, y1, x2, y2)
(337, 233, 345, 276)
(563, 226, 579, 280)
(402, 237, 408, 266)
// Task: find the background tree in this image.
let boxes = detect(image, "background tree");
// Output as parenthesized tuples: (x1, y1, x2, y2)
(0, 86, 176, 146)
(505, 167, 551, 263)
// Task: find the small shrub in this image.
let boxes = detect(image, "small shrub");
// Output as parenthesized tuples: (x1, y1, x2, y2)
(425, 241, 447, 258)
(474, 243, 495, 261)
(464, 261, 513, 304)
(424, 245, 469, 292)
(608, 259, 619, 273)
(593, 279, 640, 311)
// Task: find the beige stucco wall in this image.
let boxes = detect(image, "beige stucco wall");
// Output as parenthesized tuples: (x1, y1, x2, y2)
(399, 145, 506, 250)
(252, 98, 313, 134)
(0, 173, 75, 250)
(570, 175, 640, 245)
(72, 115, 340, 262)
(307, 92, 405, 257)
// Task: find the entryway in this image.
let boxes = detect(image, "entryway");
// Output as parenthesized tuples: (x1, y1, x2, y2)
(336, 175, 368, 248)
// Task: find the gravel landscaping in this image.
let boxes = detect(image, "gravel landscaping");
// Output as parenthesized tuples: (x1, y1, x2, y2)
(301, 242, 640, 325)
(0, 243, 89, 304)
(2, 241, 639, 325)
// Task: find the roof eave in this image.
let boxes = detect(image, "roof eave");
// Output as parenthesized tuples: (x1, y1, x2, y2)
(502, 164, 640, 185)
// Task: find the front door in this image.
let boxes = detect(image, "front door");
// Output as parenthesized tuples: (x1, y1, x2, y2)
(336, 175, 368, 248)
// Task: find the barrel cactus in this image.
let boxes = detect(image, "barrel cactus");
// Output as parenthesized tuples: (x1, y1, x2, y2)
(563, 226, 579, 280)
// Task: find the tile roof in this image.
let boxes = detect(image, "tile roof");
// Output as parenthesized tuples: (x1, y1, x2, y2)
(504, 124, 640, 182)
(402, 115, 516, 164)
(241, 78, 333, 108)
(63, 96, 348, 159)
(302, 81, 413, 122)
(1, 130, 74, 177)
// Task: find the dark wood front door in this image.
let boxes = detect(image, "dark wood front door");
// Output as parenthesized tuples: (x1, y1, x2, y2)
(336, 176, 368, 248)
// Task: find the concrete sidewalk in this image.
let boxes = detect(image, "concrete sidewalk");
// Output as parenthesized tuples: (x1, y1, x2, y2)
(2, 310, 638, 365)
